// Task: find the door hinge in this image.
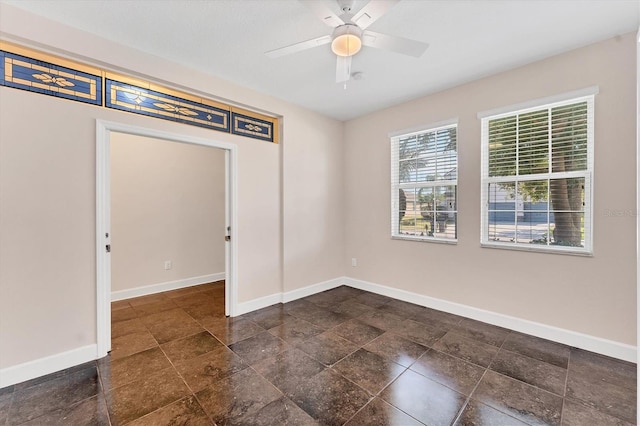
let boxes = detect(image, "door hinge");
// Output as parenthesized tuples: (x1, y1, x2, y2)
(106, 244, 111, 253)
(224, 235, 231, 242)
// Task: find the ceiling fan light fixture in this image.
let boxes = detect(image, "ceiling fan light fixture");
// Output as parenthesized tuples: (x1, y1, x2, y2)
(331, 25, 362, 57)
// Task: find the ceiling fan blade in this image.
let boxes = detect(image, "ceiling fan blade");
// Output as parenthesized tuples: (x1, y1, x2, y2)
(266, 35, 332, 58)
(362, 30, 429, 57)
(351, 0, 399, 30)
(336, 55, 352, 83)
(301, 0, 345, 27)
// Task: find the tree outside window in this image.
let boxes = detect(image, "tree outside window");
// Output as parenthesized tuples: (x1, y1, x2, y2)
(481, 95, 593, 253)
(392, 123, 457, 242)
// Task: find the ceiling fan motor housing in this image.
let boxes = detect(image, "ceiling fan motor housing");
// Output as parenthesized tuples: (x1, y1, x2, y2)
(332, 24, 363, 39)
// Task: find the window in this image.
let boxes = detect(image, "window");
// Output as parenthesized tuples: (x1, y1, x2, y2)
(480, 93, 594, 254)
(391, 121, 458, 242)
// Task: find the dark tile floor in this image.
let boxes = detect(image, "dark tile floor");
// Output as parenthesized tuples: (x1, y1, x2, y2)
(0, 282, 636, 425)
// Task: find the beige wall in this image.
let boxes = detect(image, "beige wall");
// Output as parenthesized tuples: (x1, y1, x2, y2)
(344, 33, 637, 346)
(282, 113, 345, 291)
(111, 134, 225, 292)
(0, 5, 345, 369)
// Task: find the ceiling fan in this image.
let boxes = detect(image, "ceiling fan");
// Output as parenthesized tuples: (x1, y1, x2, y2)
(265, 0, 429, 83)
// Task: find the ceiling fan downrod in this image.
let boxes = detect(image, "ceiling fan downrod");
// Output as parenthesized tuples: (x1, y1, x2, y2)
(338, 0, 356, 14)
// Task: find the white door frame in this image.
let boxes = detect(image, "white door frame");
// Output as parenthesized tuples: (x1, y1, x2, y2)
(95, 120, 238, 357)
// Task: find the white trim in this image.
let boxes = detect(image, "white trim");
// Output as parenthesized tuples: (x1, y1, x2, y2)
(234, 277, 345, 316)
(480, 242, 593, 257)
(282, 277, 345, 303)
(225, 150, 231, 317)
(479, 95, 594, 254)
(95, 120, 238, 358)
(477, 86, 599, 119)
(96, 121, 111, 357)
(3, 273, 635, 389)
(388, 118, 459, 138)
(111, 273, 225, 301)
(234, 275, 637, 362)
(636, 27, 639, 373)
(392, 235, 458, 245)
(236, 293, 283, 316)
(343, 277, 636, 363)
(390, 122, 458, 243)
(227, 147, 239, 317)
(0, 344, 97, 388)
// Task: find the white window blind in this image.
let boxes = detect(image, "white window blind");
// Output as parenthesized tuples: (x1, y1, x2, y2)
(391, 122, 458, 242)
(480, 95, 594, 254)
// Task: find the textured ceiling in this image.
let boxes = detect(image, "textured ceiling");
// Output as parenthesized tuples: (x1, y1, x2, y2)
(1, 0, 638, 120)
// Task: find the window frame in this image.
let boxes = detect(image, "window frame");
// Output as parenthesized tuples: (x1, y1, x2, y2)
(479, 92, 595, 255)
(390, 119, 459, 244)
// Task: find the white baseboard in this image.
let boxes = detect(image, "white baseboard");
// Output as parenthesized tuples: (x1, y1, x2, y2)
(111, 273, 224, 301)
(235, 277, 345, 316)
(236, 293, 283, 316)
(344, 277, 637, 363)
(231, 274, 635, 363)
(0, 344, 98, 389)
(3, 274, 634, 390)
(282, 277, 344, 303)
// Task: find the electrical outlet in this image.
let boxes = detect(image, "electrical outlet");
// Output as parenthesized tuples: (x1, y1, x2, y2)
(351, 258, 357, 267)
(164, 260, 172, 270)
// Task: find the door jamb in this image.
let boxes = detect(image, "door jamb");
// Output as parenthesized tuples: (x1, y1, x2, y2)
(96, 120, 238, 357)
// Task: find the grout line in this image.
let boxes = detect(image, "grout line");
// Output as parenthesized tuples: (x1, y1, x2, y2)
(104, 284, 630, 425)
(8, 367, 108, 426)
(556, 349, 631, 425)
(141, 296, 223, 425)
(367, 372, 428, 426)
(339, 398, 375, 426)
(107, 287, 225, 425)
(449, 399, 471, 425)
(2, 392, 15, 426)
(489, 330, 510, 369)
(105, 394, 113, 426)
(124, 396, 200, 425)
(283, 292, 408, 424)
(171, 294, 226, 425)
(242, 355, 318, 423)
(450, 367, 489, 426)
(559, 371, 568, 424)
(161, 350, 213, 424)
(450, 327, 510, 426)
(95, 359, 113, 426)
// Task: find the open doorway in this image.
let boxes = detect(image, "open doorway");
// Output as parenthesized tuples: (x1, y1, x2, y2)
(95, 120, 238, 356)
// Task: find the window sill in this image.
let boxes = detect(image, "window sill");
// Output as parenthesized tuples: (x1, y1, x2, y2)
(392, 235, 458, 245)
(481, 242, 593, 257)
